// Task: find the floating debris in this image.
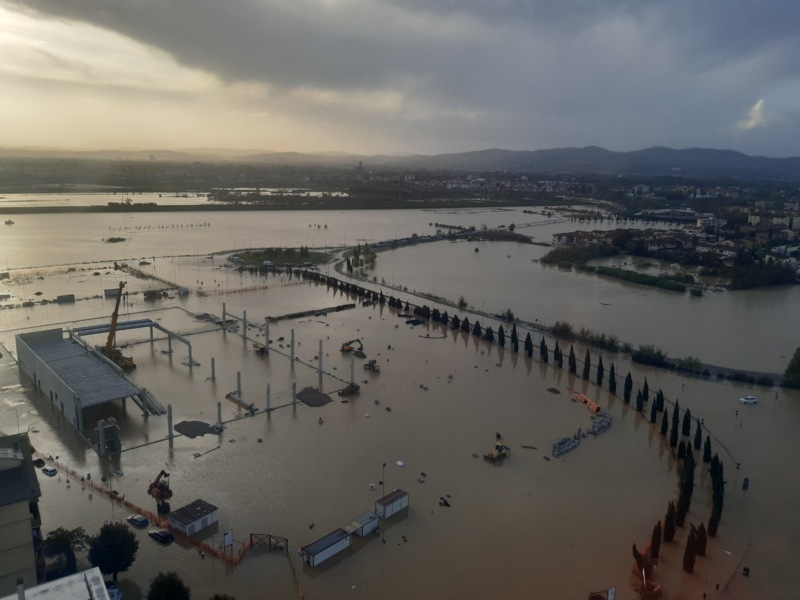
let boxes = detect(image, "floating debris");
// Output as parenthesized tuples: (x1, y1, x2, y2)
(547, 387, 561, 394)
(552, 435, 580, 457)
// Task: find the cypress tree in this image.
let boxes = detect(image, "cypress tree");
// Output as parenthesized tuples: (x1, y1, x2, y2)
(635, 389, 644, 412)
(703, 436, 712, 463)
(632, 543, 644, 573)
(624, 372, 633, 403)
(664, 501, 676, 542)
(511, 323, 518, 348)
(642, 378, 650, 403)
(553, 341, 561, 364)
(682, 408, 693, 437)
(524, 333, 533, 357)
(650, 401, 658, 424)
(670, 418, 679, 448)
(609, 363, 617, 395)
(678, 440, 686, 460)
(708, 512, 720, 537)
(540, 338, 548, 362)
(696, 522, 707, 556)
(683, 527, 697, 573)
(556, 344, 564, 369)
(568, 346, 577, 374)
(596, 355, 604, 387)
(513, 337, 519, 353)
(498, 325, 505, 347)
(582, 348, 591, 380)
(461, 317, 470, 332)
(693, 420, 703, 451)
(673, 399, 681, 429)
(661, 408, 669, 436)
(451, 314, 460, 329)
(484, 327, 495, 343)
(650, 521, 662, 559)
(656, 389, 664, 412)
(472, 321, 482, 337)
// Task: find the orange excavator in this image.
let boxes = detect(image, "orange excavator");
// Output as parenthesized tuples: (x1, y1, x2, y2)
(102, 281, 136, 371)
(147, 470, 173, 514)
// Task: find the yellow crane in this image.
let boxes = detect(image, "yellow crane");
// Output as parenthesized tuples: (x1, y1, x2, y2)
(101, 281, 136, 371)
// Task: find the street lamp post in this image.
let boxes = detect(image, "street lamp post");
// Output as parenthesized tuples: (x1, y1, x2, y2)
(380, 463, 386, 497)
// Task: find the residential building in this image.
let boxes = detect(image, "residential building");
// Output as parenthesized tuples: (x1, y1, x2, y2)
(0, 433, 43, 595)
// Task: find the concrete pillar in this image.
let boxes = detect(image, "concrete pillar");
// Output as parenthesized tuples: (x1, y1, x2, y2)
(290, 329, 295, 363)
(150, 325, 154, 344)
(318, 340, 323, 375)
(264, 318, 269, 355)
(292, 382, 297, 407)
(97, 419, 107, 458)
(266, 383, 271, 412)
(168, 335, 172, 355)
(217, 401, 222, 427)
(188, 343, 193, 369)
(243, 310, 247, 344)
(237, 371, 242, 400)
(350, 354, 355, 384)
(222, 303, 227, 334)
(211, 357, 216, 381)
(167, 405, 173, 440)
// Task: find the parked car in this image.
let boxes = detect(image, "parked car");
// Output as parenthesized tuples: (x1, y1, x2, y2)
(148, 528, 174, 544)
(105, 581, 122, 600)
(126, 514, 148, 528)
(738, 395, 758, 405)
(41, 466, 57, 477)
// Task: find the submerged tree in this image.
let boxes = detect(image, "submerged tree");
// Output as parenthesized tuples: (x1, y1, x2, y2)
(694, 419, 703, 450)
(582, 348, 591, 380)
(568, 345, 577, 374)
(511, 323, 518, 350)
(664, 501, 676, 542)
(682, 408, 693, 437)
(498, 325, 506, 347)
(683, 527, 698, 573)
(540, 337, 548, 363)
(656, 389, 665, 412)
(650, 401, 658, 424)
(596, 355, 604, 387)
(624, 372, 633, 403)
(661, 407, 669, 437)
(703, 435, 712, 463)
(524, 333, 533, 357)
(650, 521, 662, 560)
(635, 389, 644, 412)
(89, 522, 139, 582)
(609, 363, 617, 395)
(642, 378, 650, 404)
(147, 571, 191, 600)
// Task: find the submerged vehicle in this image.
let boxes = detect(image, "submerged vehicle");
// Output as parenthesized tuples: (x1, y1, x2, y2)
(739, 395, 758, 405)
(484, 440, 511, 462)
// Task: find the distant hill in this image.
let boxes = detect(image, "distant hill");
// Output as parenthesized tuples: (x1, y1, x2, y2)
(2, 145, 799, 179)
(367, 146, 800, 179)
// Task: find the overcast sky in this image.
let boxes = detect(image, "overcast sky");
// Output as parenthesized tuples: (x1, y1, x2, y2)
(2, 0, 799, 156)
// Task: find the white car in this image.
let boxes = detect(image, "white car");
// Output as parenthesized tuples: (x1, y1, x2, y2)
(738, 395, 758, 405)
(41, 466, 57, 477)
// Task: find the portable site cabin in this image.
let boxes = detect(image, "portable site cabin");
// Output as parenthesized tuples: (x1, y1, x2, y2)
(375, 489, 409, 519)
(300, 529, 351, 566)
(167, 499, 219, 536)
(345, 512, 380, 537)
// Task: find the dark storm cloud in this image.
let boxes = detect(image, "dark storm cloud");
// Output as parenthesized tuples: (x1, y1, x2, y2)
(4, 0, 800, 154)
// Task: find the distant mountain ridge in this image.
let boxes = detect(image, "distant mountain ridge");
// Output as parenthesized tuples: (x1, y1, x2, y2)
(2, 145, 799, 179)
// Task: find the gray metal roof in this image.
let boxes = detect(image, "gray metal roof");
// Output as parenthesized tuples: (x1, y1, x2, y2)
(23, 334, 140, 408)
(168, 499, 219, 526)
(0, 433, 41, 507)
(302, 529, 350, 557)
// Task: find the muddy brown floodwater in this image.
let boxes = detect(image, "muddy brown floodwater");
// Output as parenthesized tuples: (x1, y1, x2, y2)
(1, 207, 799, 600)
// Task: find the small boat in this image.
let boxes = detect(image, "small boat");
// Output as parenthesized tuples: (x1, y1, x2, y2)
(484, 440, 511, 462)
